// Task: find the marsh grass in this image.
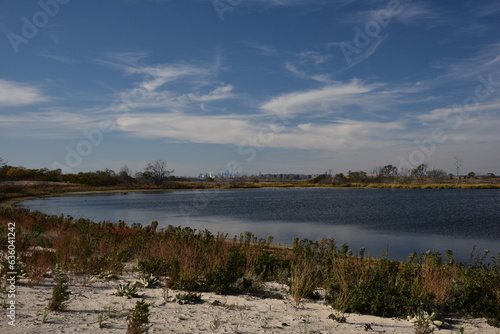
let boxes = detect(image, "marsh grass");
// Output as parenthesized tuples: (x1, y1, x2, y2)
(289, 261, 319, 308)
(0, 206, 499, 327)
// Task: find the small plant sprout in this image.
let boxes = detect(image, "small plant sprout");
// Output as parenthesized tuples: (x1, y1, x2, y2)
(42, 308, 51, 323)
(139, 274, 160, 289)
(98, 304, 118, 329)
(409, 309, 438, 334)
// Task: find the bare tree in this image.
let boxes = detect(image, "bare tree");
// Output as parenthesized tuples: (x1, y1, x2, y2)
(373, 165, 398, 183)
(119, 165, 135, 185)
(454, 155, 462, 185)
(142, 160, 174, 186)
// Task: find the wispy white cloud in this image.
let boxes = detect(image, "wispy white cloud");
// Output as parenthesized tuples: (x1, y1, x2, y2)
(260, 79, 383, 116)
(186, 84, 235, 102)
(0, 79, 50, 107)
(95, 51, 233, 113)
(416, 101, 500, 123)
(117, 112, 256, 144)
(115, 109, 407, 152)
(394, 1, 439, 25)
(284, 62, 307, 78)
(0, 109, 97, 138)
(285, 61, 334, 83)
(296, 50, 330, 65)
(428, 43, 500, 86)
(272, 119, 405, 151)
(39, 51, 79, 65)
(471, 2, 500, 18)
(338, 0, 436, 26)
(241, 41, 279, 56)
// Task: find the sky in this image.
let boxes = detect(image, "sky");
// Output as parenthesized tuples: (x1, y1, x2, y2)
(0, 0, 499, 177)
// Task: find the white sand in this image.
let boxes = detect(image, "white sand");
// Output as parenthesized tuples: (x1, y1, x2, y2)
(2, 274, 497, 334)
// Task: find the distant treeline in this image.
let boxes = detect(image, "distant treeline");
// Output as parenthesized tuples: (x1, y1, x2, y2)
(0, 158, 498, 187)
(0, 159, 187, 187)
(309, 164, 498, 185)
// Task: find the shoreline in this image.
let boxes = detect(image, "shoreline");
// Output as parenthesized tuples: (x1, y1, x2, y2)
(3, 181, 500, 208)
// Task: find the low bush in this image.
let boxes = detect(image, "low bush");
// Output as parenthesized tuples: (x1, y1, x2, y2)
(138, 257, 169, 278)
(127, 299, 151, 334)
(47, 271, 71, 311)
(114, 282, 140, 298)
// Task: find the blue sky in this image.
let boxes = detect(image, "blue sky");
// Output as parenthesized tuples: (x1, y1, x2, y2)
(0, 0, 499, 176)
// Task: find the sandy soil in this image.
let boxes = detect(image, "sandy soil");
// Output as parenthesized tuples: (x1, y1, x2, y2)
(1, 273, 498, 334)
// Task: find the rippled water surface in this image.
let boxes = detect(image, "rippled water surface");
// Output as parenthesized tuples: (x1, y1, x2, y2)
(19, 188, 500, 262)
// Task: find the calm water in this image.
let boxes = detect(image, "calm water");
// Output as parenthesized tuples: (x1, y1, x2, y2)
(19, 188, 500, 262)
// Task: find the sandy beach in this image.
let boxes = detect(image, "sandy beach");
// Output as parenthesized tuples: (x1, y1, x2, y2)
(2, 272, 497, 334)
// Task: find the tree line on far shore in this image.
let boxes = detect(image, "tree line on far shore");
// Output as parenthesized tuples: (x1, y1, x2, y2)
(311, 163, 497, 185)
(0, 156, 498, 188)
(0, 158, 177, 187)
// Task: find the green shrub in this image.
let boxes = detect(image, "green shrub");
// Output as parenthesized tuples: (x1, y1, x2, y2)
(114, 282, 140, 298)
(205, 248, 246, 294)
(254, 252, 283, 281)
(47, 272, 71, 311)
(127, 299, 151, 334)
(138, 257, 169, 278)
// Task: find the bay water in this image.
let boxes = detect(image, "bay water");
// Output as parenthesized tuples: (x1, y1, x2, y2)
(19, 188, 500, 262)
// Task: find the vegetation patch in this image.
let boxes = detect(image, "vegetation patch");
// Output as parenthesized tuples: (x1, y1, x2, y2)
(0, 206, 499, 328)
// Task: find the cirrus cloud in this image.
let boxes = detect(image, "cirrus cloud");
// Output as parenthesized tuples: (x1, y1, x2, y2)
(0, 79, 49, 107)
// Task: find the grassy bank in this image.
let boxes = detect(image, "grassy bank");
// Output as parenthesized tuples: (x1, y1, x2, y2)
(0, 206, 498, 328)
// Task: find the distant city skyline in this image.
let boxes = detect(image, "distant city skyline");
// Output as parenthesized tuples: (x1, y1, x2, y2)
(1, 1, 499, 176)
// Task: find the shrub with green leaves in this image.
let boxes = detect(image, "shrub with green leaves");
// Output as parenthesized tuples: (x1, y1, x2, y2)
(47, 272, 71, 311)
(205, 248, 246, 294)
(138, 257, 169, 278)
(127, 299, 151, 334)
(114, 282, 140, 298)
